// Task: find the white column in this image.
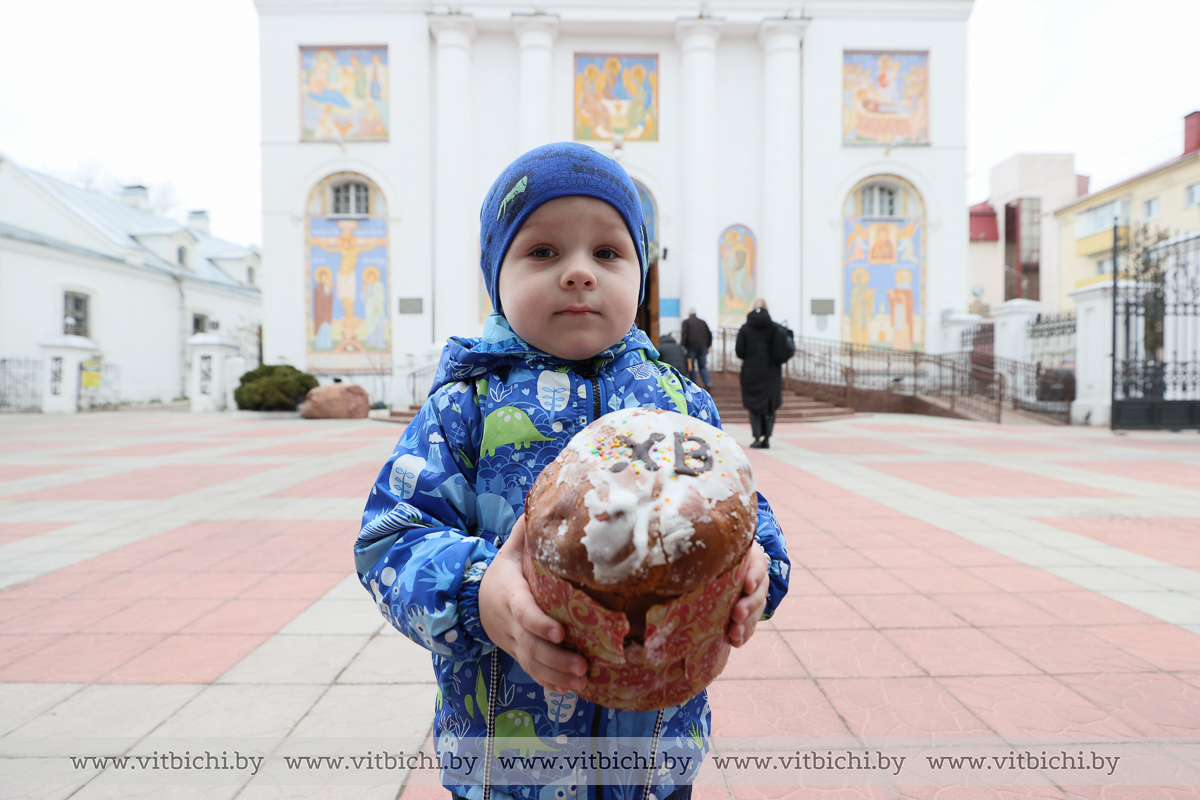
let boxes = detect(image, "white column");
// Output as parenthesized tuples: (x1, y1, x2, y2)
(38, 335, 100, 414)
(675, 19, 723, 331)
(430, 13, 477, 345)
(1069, 282, 1116, 426)
(990, 298, 1043, 363)
(514, 14, 558, 153)
(187, 333, 241, 413)
(759, 18, 807, 332)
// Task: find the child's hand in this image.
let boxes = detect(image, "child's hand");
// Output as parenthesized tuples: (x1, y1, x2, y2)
(727, 542, 769, 648)
(480, 516, 589, 694)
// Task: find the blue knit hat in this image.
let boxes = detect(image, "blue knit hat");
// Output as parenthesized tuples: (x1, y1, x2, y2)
(479, 142, 649, 312)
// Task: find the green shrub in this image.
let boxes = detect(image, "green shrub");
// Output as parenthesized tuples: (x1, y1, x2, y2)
(234, 365, 319, 411)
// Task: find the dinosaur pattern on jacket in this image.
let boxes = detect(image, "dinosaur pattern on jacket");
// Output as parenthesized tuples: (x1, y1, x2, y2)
(354, 313, 790, 800)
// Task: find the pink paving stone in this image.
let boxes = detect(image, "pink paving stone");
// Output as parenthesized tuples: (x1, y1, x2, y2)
(213, 425, 320, 438)
(239, 571, 347, 600)
(852, 423, 945, 435)
(786, 568, 833, 596)
(928, 436, 1075, 454)
(101, 633, 265, 683)
(898, 788, 1070, 799)
(0, 464, 79, 483)
(862, 462, 1127, 499)
(1058, 459, 1200, 491)
(90, 596, 226, 634)
(930, 593, 1061, 628)
(789, 436, 926, 455)
(0, 633, 164, 683)
(982, 626, 1157, 675)
(883, 629, 1040, 677)
(0, 438, 74, 454)
(841, 594, 966, 629)
(771, 595, 872, 630)
(937, 676, 1144, 738)
(328, 425, 405, 438)
(1085, 624, 1200, 672)
(182, 598, 316, 635)
(1021, 591, 1159, 627)
(889, 566, 1001, 595)
(813, 568, 914, 595)
(269, 461, 385, 498)
(0, 634, 62, 670)
(5, 463, 283, 501)
(779, 629, 925, 678)
(1039, 518, 1200, 571)
(159, 571, 266, 598)
(818, 677, 992, 737)
(0, 595, 135, 634)
(1056, 672, 1200, 738)
(0, 521, 70, 546)
(925, 546, 1018, 568)
(797, 548, 876, 569)
(720, 629, 807, 679)
(239, 440, 374, 457)
(1099, 436, 1200, 453)
(75, 441, 226, 458)
(0, 568, 107, 600)
(855, 547, 950, 568)
(963, 565, 1079, 594)
(729, 783, 895, 799)
(1060, 788, 1200, 800)
(708, 678, 852, 737)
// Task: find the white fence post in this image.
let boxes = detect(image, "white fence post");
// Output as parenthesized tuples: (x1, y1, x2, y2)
(991, 298, 1044, 363)
(188, 333, 241, 413)
(1069, 282, 1115, 426)
(37, 335, 100, 414)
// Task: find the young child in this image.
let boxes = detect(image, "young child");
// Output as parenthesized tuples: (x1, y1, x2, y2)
(354, 143, 790, 800)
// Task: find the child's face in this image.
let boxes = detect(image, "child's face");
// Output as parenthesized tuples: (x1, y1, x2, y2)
(498, 196, 641, 361)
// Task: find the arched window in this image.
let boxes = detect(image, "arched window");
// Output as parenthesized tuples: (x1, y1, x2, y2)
(332, 181, 371, 216)
(842, 175, 926, 351)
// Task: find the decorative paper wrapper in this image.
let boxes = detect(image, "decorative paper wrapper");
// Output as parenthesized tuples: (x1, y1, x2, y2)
(523, 545, 750, 711)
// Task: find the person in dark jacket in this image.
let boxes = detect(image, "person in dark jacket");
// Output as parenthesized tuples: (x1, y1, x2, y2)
(679, 308, 713, 390)
(735, 299, 783, 448)
(657, 332, 688, 373)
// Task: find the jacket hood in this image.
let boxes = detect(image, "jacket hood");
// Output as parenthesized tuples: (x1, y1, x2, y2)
(429, 312, 659, 395)
(747, 307, 773, 329)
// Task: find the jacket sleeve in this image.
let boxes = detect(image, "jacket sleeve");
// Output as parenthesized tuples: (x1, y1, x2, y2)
(353, 380, 498, 662)
(683, 379, 790, 620)
(734, 326, 747, 360)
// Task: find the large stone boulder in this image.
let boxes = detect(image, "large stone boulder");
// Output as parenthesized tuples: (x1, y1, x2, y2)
(300, 383, 370, 419)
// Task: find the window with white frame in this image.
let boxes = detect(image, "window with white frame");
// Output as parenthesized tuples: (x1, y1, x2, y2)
(1143, 197, 1160, 221)
(1187, 183, 1200, 208)
(861, 183, 898, 217)
(192, 313, 209, 335)
(1075, 197, 1130, 239)
(246, 266, 255, 285)
(333, 181, 370, 215)
(1096, 257, 1114, 275)
(64, 292, 89, 337)
(177, 246, 188, 266)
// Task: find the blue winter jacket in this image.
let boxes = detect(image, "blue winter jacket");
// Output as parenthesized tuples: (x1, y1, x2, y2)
(354, 313, 790, 800)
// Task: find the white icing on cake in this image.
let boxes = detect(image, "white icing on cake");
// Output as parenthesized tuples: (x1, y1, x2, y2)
(556, 408, 755, 585)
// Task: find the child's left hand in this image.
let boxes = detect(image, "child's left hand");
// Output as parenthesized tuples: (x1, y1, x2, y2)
(726, 542, 769, 648)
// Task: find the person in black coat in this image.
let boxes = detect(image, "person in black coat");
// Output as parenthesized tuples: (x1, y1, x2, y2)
(656, 332, 688, 374)
(735, 299, 783, 448)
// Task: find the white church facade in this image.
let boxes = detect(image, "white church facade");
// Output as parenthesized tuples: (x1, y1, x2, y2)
(256, 0, 972, 402)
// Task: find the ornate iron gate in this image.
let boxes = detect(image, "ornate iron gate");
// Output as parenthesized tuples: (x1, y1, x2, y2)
(1112, 227, 1200, 429)
(0, 358, 41, 412)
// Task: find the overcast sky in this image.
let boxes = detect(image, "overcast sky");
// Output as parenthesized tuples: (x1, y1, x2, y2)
(1, 0, 1197, 248)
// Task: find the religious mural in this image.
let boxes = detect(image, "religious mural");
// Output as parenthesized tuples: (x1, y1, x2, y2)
(842, 179, 925, 350)
(301, 46, 389, 141)
(306, 174, 390, 372)
(843, 51, 928, 146)
(718, 225, 756, 330)
(574, 55, 658, 142)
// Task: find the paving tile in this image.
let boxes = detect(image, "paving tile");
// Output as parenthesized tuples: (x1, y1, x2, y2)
(982, 626, 1157, 674)
(779, 629, 924, 678)
(889, 566, 1000, 595)
(928, 436, 1075, 454)
(1020, 592, 1158, 627)
(720, 630, 806, 679)
(0, 522, 71, 546)
(1057, 460, 1200, 492)
(183, 599, 313, 635)
(101, 634, 265, 683)
(335, 634, 440, 685)
(812, 568, 913, 595)
(289, 684, 437, 739)
(1056, 672, 1200, 737)
(90, 597, 226, 634)
(0, 683, 82, 736)
(239, 440, 371, 458)
(0, 634, 164, 683)
(76, 441, 226, 458)
(1085, 623, 1200, 672)
(818, 677, 992, 737)
(770, 594, 872, 630)
(5, 464, 283, 501)
(1039, 517, 1200, 572)
(884, 629, 1040, 677)
(863, 462, 1126, 499)
(239, 571, 348, 600)
(216, 634, 370, 684)
(963, 566, 1078, 594)
(0, 465, 79, 483)
(933, 593, 1061, 628)
(842, 595, 966, 629)
(151, 684, 328, 738)
(277, 599, 386, 636)
(790, 437, 926, 455)
(938, 676, 1144, 738)
(9, 684, 200, 738)
(709, 678, 852, 737)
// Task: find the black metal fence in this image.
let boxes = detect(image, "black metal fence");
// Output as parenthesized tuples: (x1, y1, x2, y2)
(1113, 227, 1200, 429)
(0, 358, 41, 412)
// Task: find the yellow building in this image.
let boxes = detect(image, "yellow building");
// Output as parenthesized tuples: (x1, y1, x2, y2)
(1054, 112, 1200, 310)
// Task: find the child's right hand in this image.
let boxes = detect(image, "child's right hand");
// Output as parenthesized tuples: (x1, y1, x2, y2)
(480, 515, 589, 695)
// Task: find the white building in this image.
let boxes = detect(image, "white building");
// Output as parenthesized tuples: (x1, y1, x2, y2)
(257, 0, 973, 402)
(0, 155, 262, 408)
(967, 153, 1089, 315)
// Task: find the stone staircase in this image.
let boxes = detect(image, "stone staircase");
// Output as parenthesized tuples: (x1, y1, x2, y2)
(704, 371, 855, 424)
